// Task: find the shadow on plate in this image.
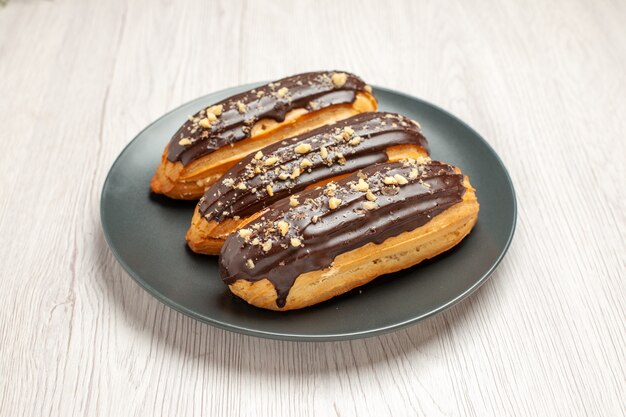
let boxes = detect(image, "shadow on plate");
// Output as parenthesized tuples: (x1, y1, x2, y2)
(94, 225, 490, 376)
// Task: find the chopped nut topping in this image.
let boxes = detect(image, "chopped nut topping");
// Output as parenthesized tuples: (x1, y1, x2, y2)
(276, 87, 289, 98)
(278, 173, 289, 180)
(262, 240, 272, 252)
(236, 101, 247, 113)
(294, 143, 312, 154)
(239, 229, 252, 239)
(349, 136, 362, 146)
(206, 112, 217, 122)
(251, 238, 260, 246)
(222, 178, 235, 187)
(331, 72, 348, 88)
(291, 167, 301, 179)
(264, 156, 279, 166)
(384, 176, 398, 185)
(312, 215, 319, 224)
(289, 196, 299, 207)
(246, 259, 255, 269)
(198, 118, 211, 128)
(362, 201, 377, 211)
(300, 158, 313, 168)
(254, 151, 264, 160)
(320, 146, 329, 159)
(343, 126, 354, 136)
(178, 138, 192, 146)
(277, 220, 289, 236)
(394, 174, 409, 185)
(366, 190, 377, 201)
(256, 90, 265, 97)
(409, 169, 419, 180)
(207, 104, 223, 116)
(328, 197, 342, 209)
(355, 178, 369, 192)
(364, 85, 372, 93)
(356, 171, 367, 180)
(237, 182, 247, 190)
(266, 185, 274, 196)
(290, 237, 302, 247)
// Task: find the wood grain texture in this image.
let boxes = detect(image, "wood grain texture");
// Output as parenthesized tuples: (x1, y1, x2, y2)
(0, 0, 624, 416)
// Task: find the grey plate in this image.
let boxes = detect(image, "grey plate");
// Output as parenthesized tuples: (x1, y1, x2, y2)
(101, 83, 516, 342)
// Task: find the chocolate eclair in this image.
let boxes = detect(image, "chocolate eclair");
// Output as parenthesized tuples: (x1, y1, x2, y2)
(186, 112, 430, 254)
(151, 71, 377, 199)
(219, 160, 479, 311)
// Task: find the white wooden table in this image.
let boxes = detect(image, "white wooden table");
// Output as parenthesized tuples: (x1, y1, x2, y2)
(1, 0, 624, 415)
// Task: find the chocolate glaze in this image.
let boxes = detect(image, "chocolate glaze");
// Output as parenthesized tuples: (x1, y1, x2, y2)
(167, 71, 368, 165)
(220, 160, 466, 308)
(198, 112, 428, 222)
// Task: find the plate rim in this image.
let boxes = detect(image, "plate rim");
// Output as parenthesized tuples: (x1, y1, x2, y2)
(100, 83, 517, 342)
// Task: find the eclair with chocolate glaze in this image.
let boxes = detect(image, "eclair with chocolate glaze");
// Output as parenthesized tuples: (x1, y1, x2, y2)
(186, 112, 429, 255)
(219, 160, 479, 311)
(151, 71, 377, 199)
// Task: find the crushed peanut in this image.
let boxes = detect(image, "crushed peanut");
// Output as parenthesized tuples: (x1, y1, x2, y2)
(362, 201, 377, 211)
(266, 185, 274, 196)
(236, 101, 247, 113)
(290, 237, 302, 247)
(331, 72, 347, 88)
(207, 104, 223, 116)
(254, 151, 263, 160)
(364, 85, 373, 93)
(394, 174, 409, 185)
(320, 146, 329, 159)
(366, 190, 377, 201)
(237, 182, 247, 190)
(355, 178, 369, 192)
(276, 87, 289, 98)
(409, 169, 419, 179)
(198, 118, 211, 128)
(384, 176, 398, 185)
(239, 229, 252, 239)
(262, 240, 272, 252)
(277, 220, 289, 236)
(264, 156, 278, 166)
(294, 143, 312, 154)
(289, 196, 299, 207)
(300, 158, 313, 168)
(246, 259, 255, 269)
(291, 167, 301, 179)
(329, 197, 342, 209)
(349, 136, 362, 146)
(206, 112, 218, 123)
(178, 138, 192, 146)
